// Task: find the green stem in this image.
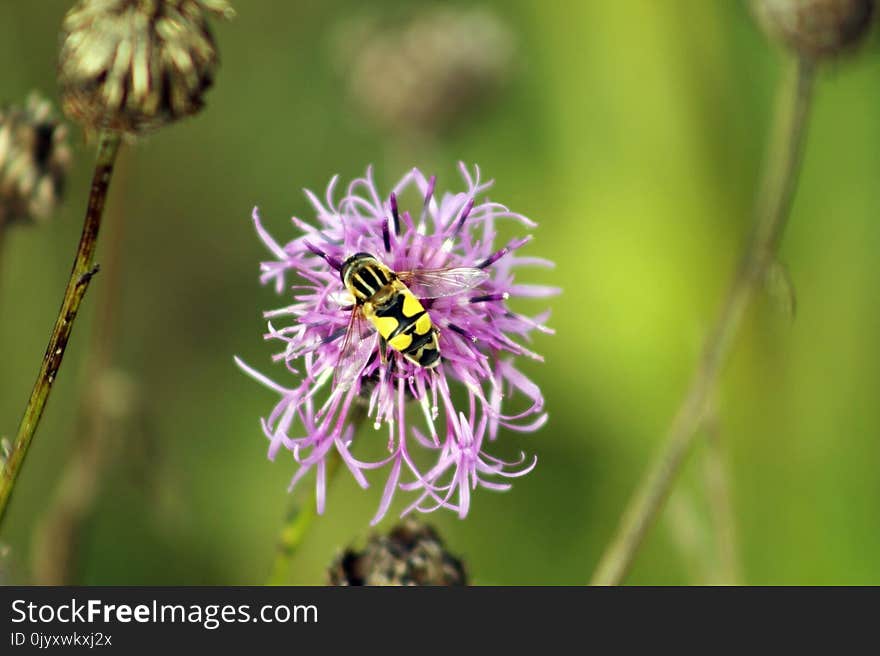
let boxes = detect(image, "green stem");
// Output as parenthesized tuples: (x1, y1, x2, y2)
(590, 57, 816, 586)
(702, 408, 740, 585)
(0, 130, 122, 529)
(266, 451, 342, 586)
(0, 225, 7, 279)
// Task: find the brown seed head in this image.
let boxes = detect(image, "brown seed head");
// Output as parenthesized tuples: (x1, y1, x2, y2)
(328, 519, 468, 586)
(753, 0, 875, 59)
(334, 6, 516, 136)
(58, 0, 235, 135)
(0, 93, 72, 227)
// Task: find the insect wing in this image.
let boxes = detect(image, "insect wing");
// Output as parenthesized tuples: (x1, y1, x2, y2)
(397, 267, 489, 299)
(327, 288, 356, 309)
(332, 307, 377, 393)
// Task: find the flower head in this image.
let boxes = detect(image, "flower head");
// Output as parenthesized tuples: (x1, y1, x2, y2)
(328, 518, 467, 586)
(753, 0, 875, 60)
(0, 93, 72, 228)
(237, 164, 556, 523)
(58, 0, 235, 135)
(333, 6, 516, 135)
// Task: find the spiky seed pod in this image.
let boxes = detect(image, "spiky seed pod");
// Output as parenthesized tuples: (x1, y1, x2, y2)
(328, 520, 468, 586)
(58, 0, 235, 135)
(753, 0, 875, 60)
(0, 93, 72, 227)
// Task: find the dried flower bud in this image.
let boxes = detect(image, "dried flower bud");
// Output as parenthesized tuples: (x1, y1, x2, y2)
(58, 0, 235, 135)
(0, 93, 72, 227)
(333, 6, 515, 136)
(753, 0, 875, 59)
(328, 519, 468, 586)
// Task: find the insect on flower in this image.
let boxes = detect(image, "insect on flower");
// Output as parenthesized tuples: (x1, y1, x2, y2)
(237, 164, 557, 523)
(335, 251, 488, 388)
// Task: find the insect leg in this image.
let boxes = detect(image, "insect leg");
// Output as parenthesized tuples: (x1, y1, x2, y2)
(379, 335, 389, 365)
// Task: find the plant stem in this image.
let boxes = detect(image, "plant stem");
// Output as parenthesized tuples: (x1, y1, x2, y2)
(266, 452, 341, 586)
(31, 151, 129, 583)
(0, 130, 122, 529)
(0, 226, 7, 279)
(702, 408, 741, 585)
(665, 489, 712, 584)
(590, 57, 816, 586)
(30, 404, 112, 584)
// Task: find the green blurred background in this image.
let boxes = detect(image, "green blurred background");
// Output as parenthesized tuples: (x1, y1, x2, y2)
(1, 0, 879, 585)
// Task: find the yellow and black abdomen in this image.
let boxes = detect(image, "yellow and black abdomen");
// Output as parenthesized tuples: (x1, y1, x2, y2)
(364, 281, 440, 369)
(341, 252, 441, 369)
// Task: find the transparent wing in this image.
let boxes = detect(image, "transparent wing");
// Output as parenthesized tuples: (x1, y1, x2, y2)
(397, 267, 489, 299)
(332, 307, 378, 393)
(327, 288, 356, 308)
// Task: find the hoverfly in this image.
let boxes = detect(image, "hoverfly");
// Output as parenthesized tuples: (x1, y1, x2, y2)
(332, 252, 488, 391)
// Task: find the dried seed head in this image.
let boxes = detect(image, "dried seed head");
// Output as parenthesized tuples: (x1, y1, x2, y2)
(58, 0, 235, 135)
(0, 93, 72, 227)
(333, 6, 516, 136)
(328, 519, 468, 586)
(753, 0, 875, 59)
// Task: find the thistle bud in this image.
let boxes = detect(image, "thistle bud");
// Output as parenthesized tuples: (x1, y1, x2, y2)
(328, 519, 468, 586)
(0, 93, 72, 227)
(58, 0, 235, 135)
(753, 0, 875, 60)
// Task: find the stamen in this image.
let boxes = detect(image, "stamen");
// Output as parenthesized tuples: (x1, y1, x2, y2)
(321, 326, 348, 345)
(390, 192, 401, 236)
(476, 236, 531, 269)
(452, 197, 475, 236)
(448, 322, 478, 342)
(304, 241, 342, 271)
(382, 219, 391, 252)
(470, 292, 509, 304)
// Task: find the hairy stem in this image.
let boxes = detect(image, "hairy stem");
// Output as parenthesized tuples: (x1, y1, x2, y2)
(266, 451, 342, 586)
(590, 58, 816, 586)
(0, 131, 122, 529)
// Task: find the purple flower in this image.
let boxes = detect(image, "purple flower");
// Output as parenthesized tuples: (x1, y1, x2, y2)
(236, 164, 557, 523)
